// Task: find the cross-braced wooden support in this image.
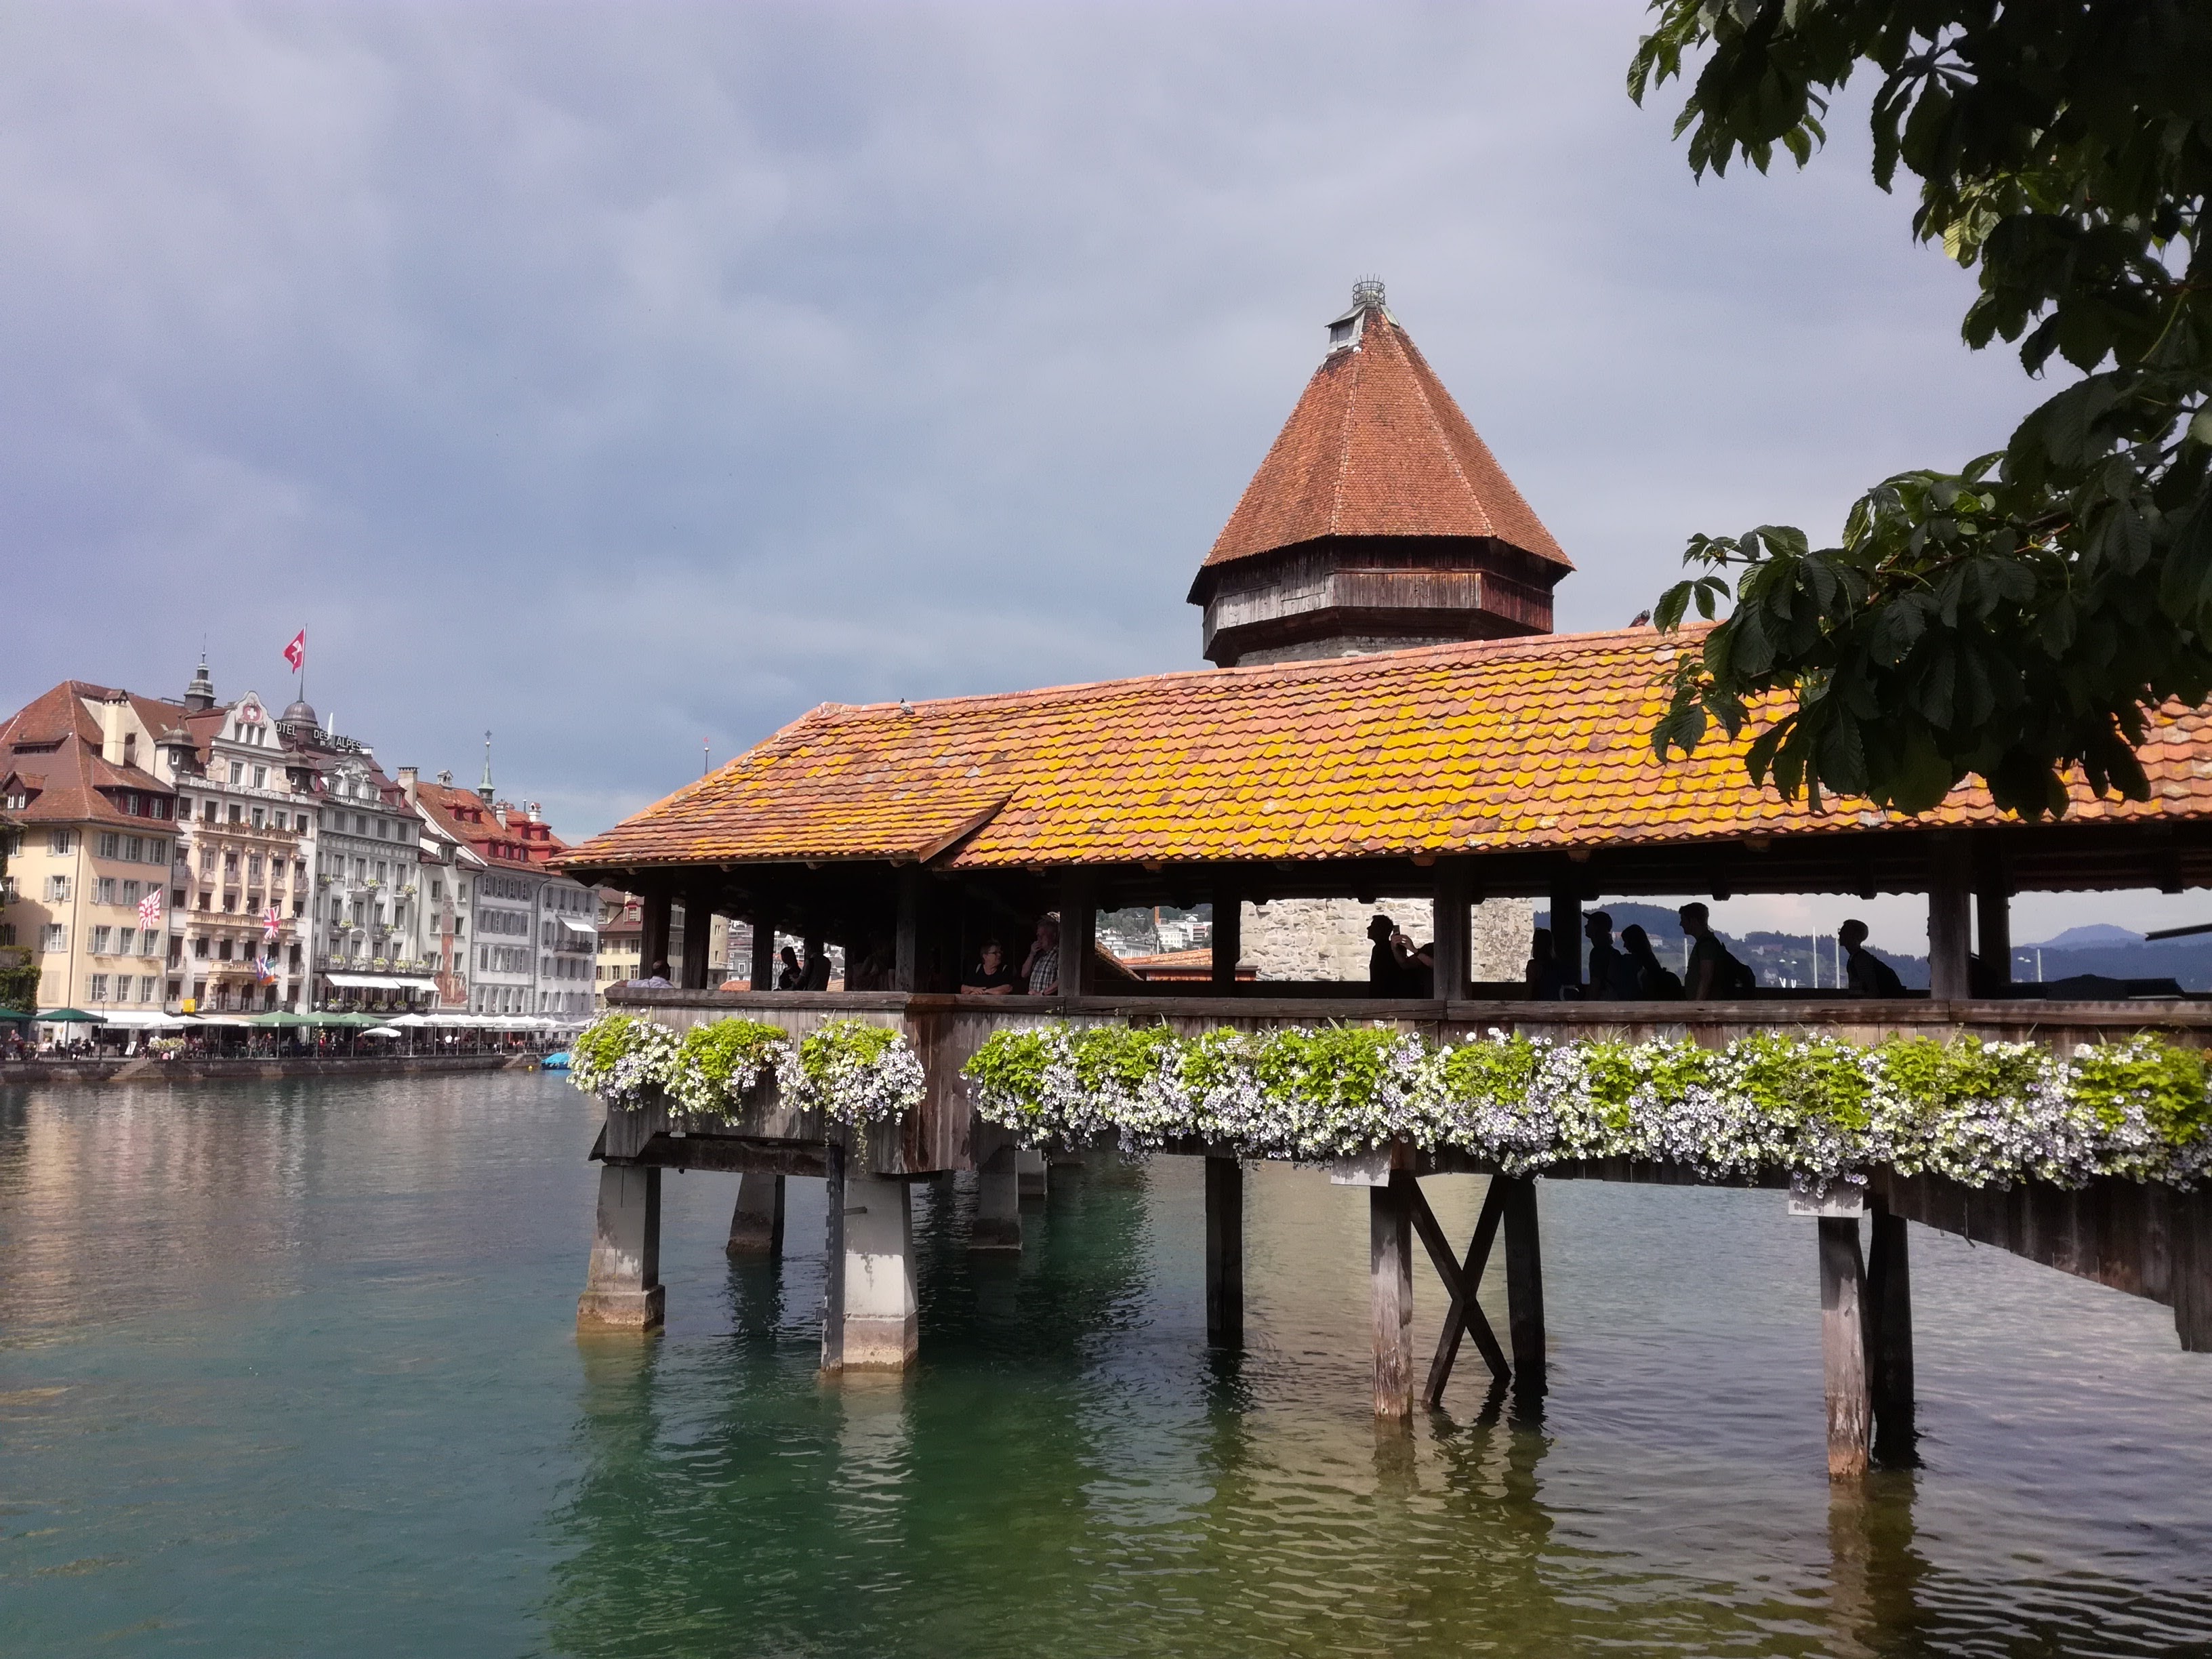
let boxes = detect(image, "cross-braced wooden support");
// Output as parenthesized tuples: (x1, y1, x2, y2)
(1408, 1174, 1511, 1406)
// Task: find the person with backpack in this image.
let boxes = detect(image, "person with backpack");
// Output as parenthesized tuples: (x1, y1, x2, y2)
(1678, 903, 1756, 998)
(1838, 918, 1906, 998)
(1618, 924, 1683, 999)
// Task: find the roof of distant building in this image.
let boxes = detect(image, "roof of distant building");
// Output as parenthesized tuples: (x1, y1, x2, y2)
(0, 682, 183, 827)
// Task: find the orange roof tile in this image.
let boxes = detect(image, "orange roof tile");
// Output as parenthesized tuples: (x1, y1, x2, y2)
(1201, 300, 1570, 573)
(561, 628, 2212, 876)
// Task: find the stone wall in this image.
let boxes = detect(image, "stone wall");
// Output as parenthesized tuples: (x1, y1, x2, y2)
(1240, 896, 1533, 985)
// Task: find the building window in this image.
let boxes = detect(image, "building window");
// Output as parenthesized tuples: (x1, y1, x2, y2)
(88, 974, 108, 1002)
(149, 839, 167, 864)
(354, 815, 367, 834)
(45, 875, 70, 903)
(95, 878, 117, 905)
(98, 832, 121, 859)
(123, 835, 143, 861)
(253, 766, 267, 789)
(39, 923, 65, 953)
(140, 977, 159, 1002)
(91, 926, 112, 954)
(228, 804, 243, 824)
(121, 881, 141, 908)
(116, 927, 135, 956)
(223, 852, 239, 876)
(251, 807, 266, 830)
(49, 829, 75, 855)
(217, 939, 233, 961)
(229, 762, 243, 784)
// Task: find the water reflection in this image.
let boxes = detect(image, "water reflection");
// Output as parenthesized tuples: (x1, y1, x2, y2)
(7, 1079, 2211, 1658)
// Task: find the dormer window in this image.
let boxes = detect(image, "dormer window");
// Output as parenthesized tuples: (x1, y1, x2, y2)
(1328, 316, 1358, 350)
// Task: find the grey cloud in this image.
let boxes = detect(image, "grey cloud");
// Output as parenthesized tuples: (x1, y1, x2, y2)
(5, 1, 2032, 848)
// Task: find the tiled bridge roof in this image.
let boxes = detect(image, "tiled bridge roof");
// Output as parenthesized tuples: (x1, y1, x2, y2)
(562, 628, 2212, 876)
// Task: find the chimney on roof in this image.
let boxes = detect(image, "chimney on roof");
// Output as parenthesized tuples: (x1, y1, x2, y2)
(98, 693, 129, 765)
(525, 801, 541, 823)
(398, 766, 418, 806)
(436, 769, 453, 787)
(493, 802, 509, 828)
(183, 654, 216, 714)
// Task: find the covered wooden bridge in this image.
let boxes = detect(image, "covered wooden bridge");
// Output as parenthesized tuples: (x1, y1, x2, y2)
(559, 623, 2212, 1479)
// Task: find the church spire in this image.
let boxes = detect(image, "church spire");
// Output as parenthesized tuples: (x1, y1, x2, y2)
(1189, 281, 1571, 667)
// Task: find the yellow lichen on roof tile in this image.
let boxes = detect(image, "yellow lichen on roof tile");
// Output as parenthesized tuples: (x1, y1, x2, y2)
(559, 629, 2212, 873)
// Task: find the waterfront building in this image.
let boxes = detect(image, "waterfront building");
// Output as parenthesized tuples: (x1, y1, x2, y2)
(412, 771, 596, 1020)
(159, 665, 321, 1012)
(401, 768, 485, 1009)
(0, 682, 184, 1012)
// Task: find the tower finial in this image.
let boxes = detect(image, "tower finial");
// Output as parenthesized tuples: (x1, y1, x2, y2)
(478, 730, 495, 804)
(1351, 275, 1386, 312)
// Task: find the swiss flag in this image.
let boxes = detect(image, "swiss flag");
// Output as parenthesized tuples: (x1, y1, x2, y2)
(283, 629, 306, 672)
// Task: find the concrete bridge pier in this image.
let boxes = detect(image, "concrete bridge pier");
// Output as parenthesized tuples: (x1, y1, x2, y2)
(577, 1164, 664, 1331)
(972, 1126, 1022, 1252)
(821, 1145, 919, 1372)
(726, 1173, 786, 1257)
(1018, 1146, 1048, 1200)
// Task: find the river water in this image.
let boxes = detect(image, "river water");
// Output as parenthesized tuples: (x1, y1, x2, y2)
(3, 1072, 2210, 1657)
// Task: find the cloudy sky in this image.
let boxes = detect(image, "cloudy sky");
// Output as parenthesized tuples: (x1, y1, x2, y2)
(7, 2, 2152, 941)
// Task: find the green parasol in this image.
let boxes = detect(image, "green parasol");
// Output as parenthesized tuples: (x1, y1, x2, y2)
(37, 1008, 103, 1023)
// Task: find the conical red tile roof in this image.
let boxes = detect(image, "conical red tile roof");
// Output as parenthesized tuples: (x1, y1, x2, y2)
(1202, 302, 1570, 572)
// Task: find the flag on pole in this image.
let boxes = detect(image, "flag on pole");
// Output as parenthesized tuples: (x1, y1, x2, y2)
(138, 888, 164, 927)
(253, 955, 277, 985)
(283, 629, 306, 672)
(263, 904, 283, 941)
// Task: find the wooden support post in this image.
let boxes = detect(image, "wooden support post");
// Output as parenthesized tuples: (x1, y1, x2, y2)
(1820, 1215, 1872, 1479)
(1059, 871, 1096, 1004)
(726, 1172, 785, 1257)
(1431, 859, 1472, 1001)
(1974, 842, 2011, 991)
(1865, 1203, 1914, 1463)
(577, 1164, 663, 1330)
(1412, 1175, 1510, 1404)
(970, 1125, 1022, 1252)
(750, 912, 777, 991)
(1209, 873, 1242, 992)
(1547, 876, 1582, 992)
(680, 883, 716, 989)
(802, 922, 825, 990)
(894, 867, 923, 992)
(1371, 1171, 1416, 1419)
(1204, 1155, 1244, 1347)
(1501, 1176, 1547, 1397)
(639, 889, 672, 983)
(1928, 833, 1972, 1000)
(2174, 1187, 2212, 1353)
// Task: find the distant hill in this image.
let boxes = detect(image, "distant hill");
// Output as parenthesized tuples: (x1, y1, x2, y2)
(2030, 924, 2144, 949)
